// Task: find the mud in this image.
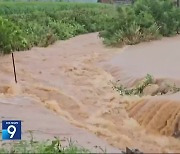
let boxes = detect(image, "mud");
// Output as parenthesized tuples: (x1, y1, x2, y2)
(0, 33, 180, 153)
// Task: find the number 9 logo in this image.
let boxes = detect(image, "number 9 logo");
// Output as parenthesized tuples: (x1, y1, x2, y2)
(7, 125, 16, 138)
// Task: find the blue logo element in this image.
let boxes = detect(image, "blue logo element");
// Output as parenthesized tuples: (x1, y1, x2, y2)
(2, 120, 21, 140)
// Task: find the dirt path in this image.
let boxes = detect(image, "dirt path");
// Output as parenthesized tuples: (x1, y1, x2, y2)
(0, 33, 180, 153)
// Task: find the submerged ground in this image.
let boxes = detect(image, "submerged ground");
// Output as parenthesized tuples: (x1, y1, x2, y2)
(0, 33, 179, 153)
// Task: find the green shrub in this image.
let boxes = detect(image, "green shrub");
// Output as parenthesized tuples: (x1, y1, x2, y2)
(48, 20, 86, 40)
(0, 16, 28, 54)
(100, 0, 180, 46)
(0, 2, 114, 54)
(134, 0, 179, 36)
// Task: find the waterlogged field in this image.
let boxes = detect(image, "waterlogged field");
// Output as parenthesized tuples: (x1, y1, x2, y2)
(0, 2, 115, 54)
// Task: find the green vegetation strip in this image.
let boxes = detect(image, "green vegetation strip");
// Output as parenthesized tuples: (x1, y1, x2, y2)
(100, 0, 180, 46)
(0, 0, 179, 54)
(0, 2, 115, 54)
(0, 138, 90, 153)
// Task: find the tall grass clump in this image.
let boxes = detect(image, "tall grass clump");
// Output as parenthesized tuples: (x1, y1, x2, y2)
(100, 0, 180, 46)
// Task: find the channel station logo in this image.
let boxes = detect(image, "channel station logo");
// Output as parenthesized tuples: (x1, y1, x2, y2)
(2, 120, 21, 140)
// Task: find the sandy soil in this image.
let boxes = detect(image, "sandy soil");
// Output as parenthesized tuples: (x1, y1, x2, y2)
(0, 33, 179, 153)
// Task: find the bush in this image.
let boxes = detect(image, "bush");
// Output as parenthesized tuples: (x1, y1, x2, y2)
(0, 2, 114, 54)
(100, 0, 180, 46)
(134, 0, 179, 36)
(0, 16, 28, 54)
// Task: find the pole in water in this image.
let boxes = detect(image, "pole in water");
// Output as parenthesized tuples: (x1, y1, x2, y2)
(12, 52, 17, 83)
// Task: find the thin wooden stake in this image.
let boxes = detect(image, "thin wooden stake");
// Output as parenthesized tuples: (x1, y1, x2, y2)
(12, 52, 17, 83)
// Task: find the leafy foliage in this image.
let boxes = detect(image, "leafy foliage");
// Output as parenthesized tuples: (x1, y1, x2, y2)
(0, 2, 115, 54)
(0, 1, 179, 54)
(100, 0, 180, 46)
(0, 138, 90, 153)
(0, 16, 28, 54)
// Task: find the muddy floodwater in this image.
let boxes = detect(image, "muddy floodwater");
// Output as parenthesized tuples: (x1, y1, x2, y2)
(0, 33, 180, 153)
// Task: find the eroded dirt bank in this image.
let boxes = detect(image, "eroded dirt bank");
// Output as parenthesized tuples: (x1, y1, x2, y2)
(102, 35, 180, 138)
(0, 33, 180, 153)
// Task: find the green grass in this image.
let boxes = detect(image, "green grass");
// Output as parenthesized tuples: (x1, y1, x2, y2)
(0, 138, 90, 153)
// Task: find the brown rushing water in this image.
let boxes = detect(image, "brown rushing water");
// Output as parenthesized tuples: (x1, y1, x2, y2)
(0, 33, 179, 153)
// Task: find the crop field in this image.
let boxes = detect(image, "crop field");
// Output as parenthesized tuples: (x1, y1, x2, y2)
(0, 0, 179, 54)
(0, 2, 115, 54)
